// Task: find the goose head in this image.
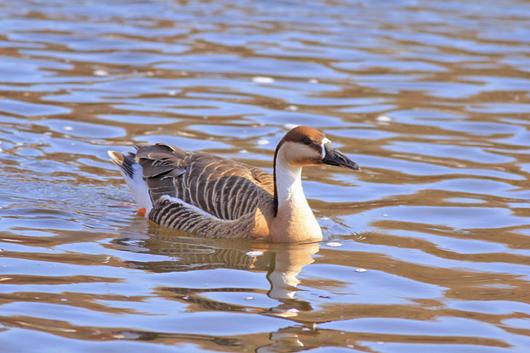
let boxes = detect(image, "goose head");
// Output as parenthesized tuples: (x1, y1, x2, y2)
(270, 126, 359, 243)
(275, 126, 359, 171)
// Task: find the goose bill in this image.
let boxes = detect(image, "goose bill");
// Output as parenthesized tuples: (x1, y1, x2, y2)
(322, 145, 359, 170)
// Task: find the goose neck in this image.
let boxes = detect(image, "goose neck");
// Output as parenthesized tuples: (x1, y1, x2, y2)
(274, 154, 305, 211)
(271, 145, 322, 243)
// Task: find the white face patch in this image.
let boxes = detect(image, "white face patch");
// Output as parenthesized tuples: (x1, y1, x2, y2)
(320, 137, 331, 159)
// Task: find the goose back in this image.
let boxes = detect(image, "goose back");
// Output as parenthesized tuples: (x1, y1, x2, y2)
(136, 144, 275, 221)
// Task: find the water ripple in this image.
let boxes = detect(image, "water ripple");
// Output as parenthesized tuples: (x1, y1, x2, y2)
(0, 1, 529, 352)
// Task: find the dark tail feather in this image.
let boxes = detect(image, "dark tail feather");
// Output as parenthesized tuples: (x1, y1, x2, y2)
(108, 151, 136, 178)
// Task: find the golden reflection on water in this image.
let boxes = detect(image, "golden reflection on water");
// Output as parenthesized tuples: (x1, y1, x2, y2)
(0, 0, 529, 352)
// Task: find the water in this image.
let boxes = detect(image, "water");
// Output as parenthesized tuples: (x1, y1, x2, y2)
(0, 0, 529, 352)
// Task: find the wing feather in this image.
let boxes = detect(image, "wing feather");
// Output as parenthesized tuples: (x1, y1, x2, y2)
(136, 145, 274, 221)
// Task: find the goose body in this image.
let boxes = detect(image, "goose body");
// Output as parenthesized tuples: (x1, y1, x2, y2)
(109, 126, 359, 243)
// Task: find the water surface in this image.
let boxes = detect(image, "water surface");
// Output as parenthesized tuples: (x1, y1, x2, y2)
(1, 1, 529, 352)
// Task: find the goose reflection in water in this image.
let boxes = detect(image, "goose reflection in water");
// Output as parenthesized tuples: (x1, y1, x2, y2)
(112, 221, 320, 319)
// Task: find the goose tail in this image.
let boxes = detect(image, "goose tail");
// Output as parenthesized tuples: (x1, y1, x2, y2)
(108, 150, 153, 216)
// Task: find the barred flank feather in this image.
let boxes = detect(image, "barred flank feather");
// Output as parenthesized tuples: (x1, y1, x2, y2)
(148, 196, 257, 239)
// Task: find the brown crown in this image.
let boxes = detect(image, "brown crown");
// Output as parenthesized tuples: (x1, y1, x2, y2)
(282, 126, 325, 145)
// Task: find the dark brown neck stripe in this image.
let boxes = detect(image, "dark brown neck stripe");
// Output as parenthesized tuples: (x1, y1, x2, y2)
(272, 138, 286, 217)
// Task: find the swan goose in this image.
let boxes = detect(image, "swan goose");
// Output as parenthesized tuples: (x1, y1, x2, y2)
(108, 126, 359, 243)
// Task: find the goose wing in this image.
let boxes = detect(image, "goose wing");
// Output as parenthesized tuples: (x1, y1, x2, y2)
(136, 144, 274, 220)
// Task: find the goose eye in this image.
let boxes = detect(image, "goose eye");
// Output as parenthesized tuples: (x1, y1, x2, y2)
(302, 137, 312, 145)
